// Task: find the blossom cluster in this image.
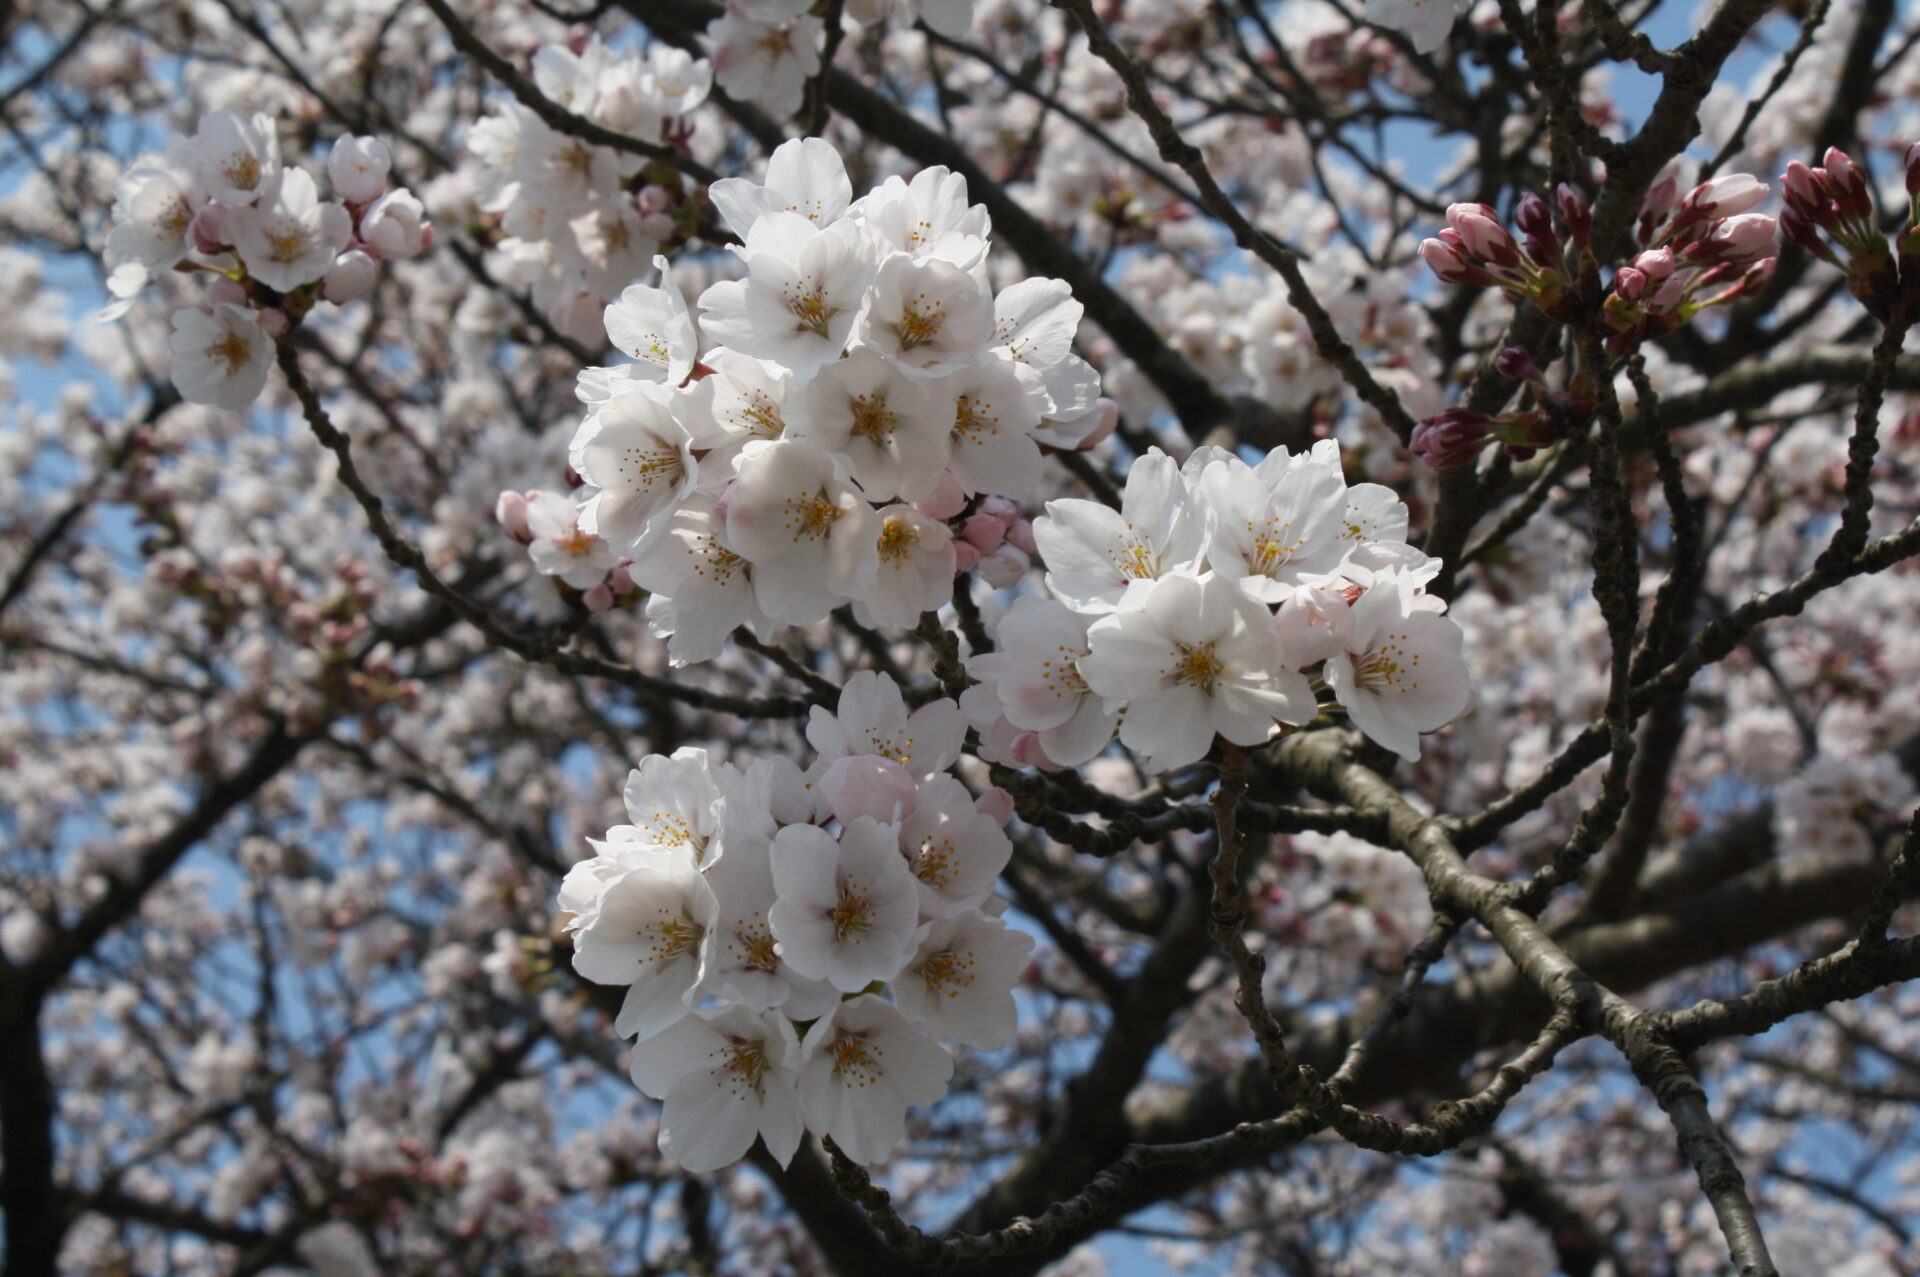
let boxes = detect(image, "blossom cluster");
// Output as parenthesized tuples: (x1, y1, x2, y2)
(707, 0, 977, 115)
(559, 672, 1031, 1170)
(99, 113, 431, 411)
(964, 441, 1474, 772)
(507, 136, 1112, 657)
(1412, 173, 1778, 469)
(465, 37, 713, 341)
(1779, 143, 1920, 323)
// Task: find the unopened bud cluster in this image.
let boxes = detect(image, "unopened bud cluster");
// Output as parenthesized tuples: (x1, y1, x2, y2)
(1779, 144, 1920, 323)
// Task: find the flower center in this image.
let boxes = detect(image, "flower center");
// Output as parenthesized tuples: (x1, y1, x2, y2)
(782, 284, 834, 337)
(1355, 633, 1420, 694)
(1170, 641, 1224, 692)
(620, 444, 686, 489)
(911, 835, 956, 890)
(1038, 649, 1088, 698)
(1248, 517, 1304, 574)
(265, 225, 311, 264)
(732, 915, 779, 973)
(1110, 529, 1157, 580)
(952, 393, 1000, 443)
(785, 493, 844, 542)
(719, 1040, 769, 1097)
(733, 390, 784, 440)
(643, 908, 703, 963)
(849, 393, 899, 445)
(916, 946, 977, 997)
(894, 295, 947, 351)
(831, 878, 874, 940)
(828, 1031, 883, 1087)
(224, 150, 261, 191)
(878, 516, 920, 564)
(206, 332, 255, 376)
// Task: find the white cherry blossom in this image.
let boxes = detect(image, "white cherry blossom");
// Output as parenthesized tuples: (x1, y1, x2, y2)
(629, 1006, 805, 1173)
(796, 995, 952, 1165)
(894, 908, 1033, 1049)
(806, 670, 966, 779)
(766, 818, 920, 992)
(1033, 448, 1209, 613)
(1081, 572, 1317, 772)
(1324, 573, 1473, 762)
(229, 166, 352, 292)
(571, 380, 700, 554)
(168, 304, 273, 411)
(722, 439, 879, 623)
(698, 211, 876, 378)
(709, 136, 852, 237)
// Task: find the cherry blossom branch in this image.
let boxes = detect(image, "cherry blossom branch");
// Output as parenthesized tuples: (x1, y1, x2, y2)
(276, 344, 813, 719)
(419, 0, 724, 185)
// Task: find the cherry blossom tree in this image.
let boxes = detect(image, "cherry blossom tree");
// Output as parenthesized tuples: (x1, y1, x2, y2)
(10, 1, 1920, 1275)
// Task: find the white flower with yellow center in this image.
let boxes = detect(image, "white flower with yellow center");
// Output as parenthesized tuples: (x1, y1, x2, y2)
(182, 110, 280, 206)
(570, 380, 700, 555)
(766, 818, 920, 993)
(859, 504, 957, 630)
(696, 817, 838, 1019)
(568, 844, 718, 1044)
(168, 304, 273, 412)
(1033, 448, 1209, 614)
(698, 210, 875, 379)
(1080, 573, 1316, 773)
(1195, 451, 1348, 603)
(790, 349, 945, 502)
(858, 252, 995, 379)
(228, 166, 352, 293)
(1324, 571, 1472, 762)
(897, 775, 1012, 919)
(723, 438, 879, 624)
(894, 908, 1033, 1049)
(796, 994, 953, 1166)
(630, 502, 775, 667)
(709, 136, 852, 238)
(931, 357, 1043, 498)
(603, 255, 699, 386)
(805, 670, 966, 780)
(965, 596, 1117, 767)
(629, 1005, 804, 1173)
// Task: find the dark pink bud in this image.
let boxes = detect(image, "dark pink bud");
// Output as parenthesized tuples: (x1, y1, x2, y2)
(1452, 210, 1521, 266)
(1612, 266, 1648, 301)
(1632, 246, 1676, 282)
(1514, 191, 1554, 238)
(1781, 160, 1822, 211)
(1906, 141, 1920, 196)
(1494, 345, 1544, 383)
(1556, 183, 1592, 246)
(1410, 408, 1494, 471)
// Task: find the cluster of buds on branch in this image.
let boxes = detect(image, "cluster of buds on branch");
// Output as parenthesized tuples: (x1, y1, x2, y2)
(1412, 174, 1778, 470)
(1780, 145, 1920, 323)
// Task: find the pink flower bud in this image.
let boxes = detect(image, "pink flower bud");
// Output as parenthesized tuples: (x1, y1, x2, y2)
(207, 277, 247, 306)
(1514, 191, 1554, 238)
(1906, 141, 1920, 196)
(1705, 212, 1777, 263)
(582, 583, 615, 612)
(1823, 147, 1859, 188)
(1494, 345, 1544, 383)
(1419, 237, 1473, 282)
(1632, 246, 1677, 282)
(1646, 275, 1686, 317)
(1556, 183, 1592, 245)
(1781, 160, 1822, 210)
(636, 185, 671, 214)
(1410, 408, 1493, 470)
(496, 491, 533, 542)
(360, 188, 430, 259)
(190, 203, 235, 254)
(323, 250, 378, 304)
(1639, 173, 1679, 225)
(1686, 173, 1768, 219)
(818, 754, 919, 826)
(1005, 517, 1037, 555)
(254, 308, 289, 339)
(328, 135, 391, 204)
(977, 494, 1020, 523)
(959, 512, 1007, 552)
(607, 561, 636, 594)
(1612, 266, 1648, 302)
(976, 544, 1030, 588)
(912, 470, 969, 520)
(639, 212, 676, 242)
(974, 787, 1015, 825)
(1008, 731, 1063, 773)
(1449, 209, 1520, 266)
(953, 540, 982, 573)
